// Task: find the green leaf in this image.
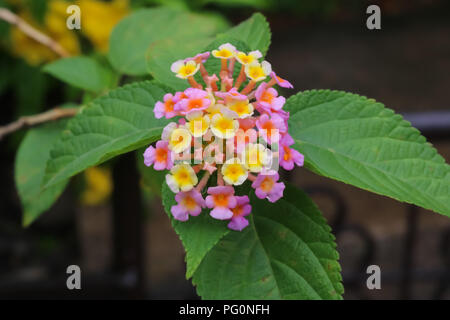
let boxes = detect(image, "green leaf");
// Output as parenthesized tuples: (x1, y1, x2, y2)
(43, 57, 116, 93)
(15, 119, 70, 226)
(43, 81, 171, 189)
(192, 184, 342, 299)
(220, 12, 271, 56)
(162, 183, 230, 279)
(286, 90, 450, 217)
(108, 8, 229, 76)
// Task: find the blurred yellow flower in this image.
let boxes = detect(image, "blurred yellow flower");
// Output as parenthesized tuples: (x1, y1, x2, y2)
(80, 166, 113, 206)
(11, 0, 80, 65)
(10, 0, 129, 65)
(78, 0, 129, 52)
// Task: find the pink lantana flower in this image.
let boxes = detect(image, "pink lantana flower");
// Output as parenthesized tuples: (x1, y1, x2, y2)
(228, 196, 251, 231)
(174, 91, 187, 101)
(256, 113, 286, 144)
(215, 88, 248, 102)
(279, 134, 304, 170)
(205, 74, 219, 89)
(205, 186, 237, 220)
(143, 140, 173, 170)
(154, 93, 178, 119)
(270, 71, 294, 89)
(175, 88, 211, 115)
(274, 108, 290, 121)
(233, 127, 258, 154)
(238, 117, 256, 131)
(255, 82, 286, 113)
(186, 52, 210, 64)
(171, 190, 205, 221)
(252, 172, 285, 203)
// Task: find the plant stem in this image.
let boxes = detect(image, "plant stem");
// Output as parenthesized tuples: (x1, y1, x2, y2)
(0, 8, 70, 58)
(0, 107, 78, 140)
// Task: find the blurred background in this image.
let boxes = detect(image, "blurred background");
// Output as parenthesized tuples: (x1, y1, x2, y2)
(0, 0, 449, 299)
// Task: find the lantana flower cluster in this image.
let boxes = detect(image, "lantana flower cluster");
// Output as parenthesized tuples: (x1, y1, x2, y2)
(144, 43, 304, 231)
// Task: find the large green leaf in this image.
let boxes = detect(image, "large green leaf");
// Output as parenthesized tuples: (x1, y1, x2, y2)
(162, 183, 230, 279)
(219, 12, 271, 56)
(108, 8, 229, 76)
(192, 184, 342, 299)
(286, 90, 450, 217)
(43, 57, 117, 93)
(43, 81, 171, 188)
(15, 119, 70, 226)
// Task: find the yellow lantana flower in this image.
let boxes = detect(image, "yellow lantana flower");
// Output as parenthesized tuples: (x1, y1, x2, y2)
(227, 100, 254, 118)
(166, 164, 198, 193)
(245, 61, 272, 82)
(212, 43, 236, 59)
(171, 60, 200, 79)
(243, 143, 271, 173)
(221, 158, 248, 186)
(206, 103, 223, 117)
(236, 50, 262, 65)
(168, 127, 192, 153)
(186, 110, 210, 137)
(210, 108, 239, 139)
